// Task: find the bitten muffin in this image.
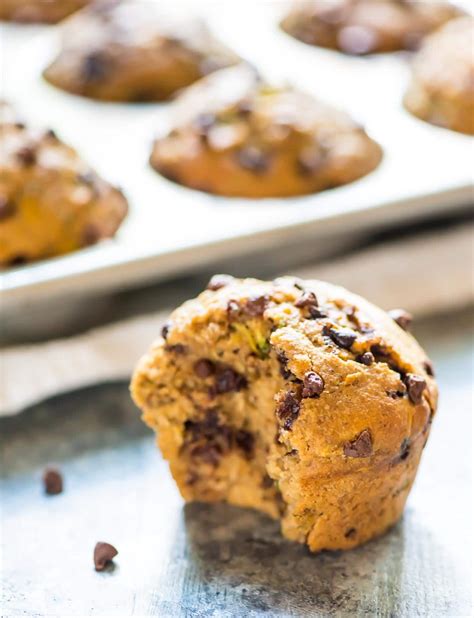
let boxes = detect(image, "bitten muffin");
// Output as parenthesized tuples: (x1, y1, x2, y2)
(42, 0, 240, 102)
(150, 65, 382, 198)
(404, 17, 474, 135)
(0, 0, 90, 23)
(280, 0, 464, 55)
(0, 107, 128, 265)
(131, 275, 437, 552)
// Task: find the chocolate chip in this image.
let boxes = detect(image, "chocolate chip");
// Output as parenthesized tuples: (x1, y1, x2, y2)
(211, 366, 247, 396)
(387, 389, 406, 399)
(297, 148, 324, 176)
(44, 128, 57, 140)
(423, 359, 435, 377)
(388, 309, 413, 332)
(16, 146, 36, 166)
(42, 466, 63, 495)
(194, 359, 215, 379)
(166, 344, 187, 355)
(14, 121, 25, 129)
(323, 325, 357, 350)
(207, 274, 234, 291)
(295, 291, 324, 318)
(338, 25, 379, 55)
(82, 52, 109, 82)
(343, 429, 373, 458)
(244, 295, 269, 317)
(227, 299, 241, 320)
(357, 352, 374, 366)
(161, 323, 170, 340)
(235, 430, 255, 458)
(404, 374, 426, 404)
(82, 224, 101, 246)
(400, 438, 410, 461)
(236, 100, 253, 116)
(276, 389, 301, 430)
(302, 371, 324, 398)
(0, 196, 16, 220)
(94, 542, 118, 572)
(235, 146, 271, 174)
(344, 528, 357, 539)
(276, 351, 293, 380)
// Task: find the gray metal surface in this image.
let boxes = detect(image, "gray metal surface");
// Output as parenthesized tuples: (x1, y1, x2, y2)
(1, 311, 472, 617)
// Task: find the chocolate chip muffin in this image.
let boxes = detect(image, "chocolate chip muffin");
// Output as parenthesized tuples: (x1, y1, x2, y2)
(404, 16, 474, 135)
(150, 65, 382, 198)
(131, 275, 437, 552)
(280, 0, 464, 55)
(0, 0, 90, 23)
(0, 109, 128, 265)
(42, 0, 240, 102)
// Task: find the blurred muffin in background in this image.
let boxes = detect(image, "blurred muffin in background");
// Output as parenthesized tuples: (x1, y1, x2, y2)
(404, 16, 474, 135)
(150, 65, 382, 198)
(0, 103, 128, 266)
(43, 0, 241, 102)
(0, 0, 90, 24)
(280, 0, 464, 55)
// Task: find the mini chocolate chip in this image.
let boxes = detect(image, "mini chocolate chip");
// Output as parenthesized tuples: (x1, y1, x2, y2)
(297, 148, 324, 176)
(82, 52, 109, 82)
(166, 344, 187, 355)
(295, 290, 318, 309)
(276, 390, 301, 430)
(235, 146, 271, 174)
(42, 466, 63, 495)
(16, 146, 36, 166)
(343, 429, 373, 458)
(276, 351, 293, 380)
(404, 374, 426, 404)
(94, 542, 118, 572)
(244, 294, 269, 317)
(211, 366, 247, 395)
(302, 371, 324, 398)
(388, 309, 413, 332)
(423, 359, 435, 377)
(344, 528, 357, 539)
(357, 352, 374, 366)
(0, 196, 16, 220)
(338, 25, 379, 55)
(207, 274, 234, 291)
(235, 430, 255, 458)
(194, 359, 215, 378)
(161, 323, 170, 340)
(387, 389, 406, 399)
(323, 325, 357, 350)
(400, 438, 410, 461)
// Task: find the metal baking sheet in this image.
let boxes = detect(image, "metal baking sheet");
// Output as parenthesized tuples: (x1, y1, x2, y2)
(1, 1, 472, 309)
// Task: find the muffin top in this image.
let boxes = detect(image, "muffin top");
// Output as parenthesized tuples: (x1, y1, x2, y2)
(280, 0, 464, 55)
(43, 0, 241, 101)
(151, 65, 382, 197)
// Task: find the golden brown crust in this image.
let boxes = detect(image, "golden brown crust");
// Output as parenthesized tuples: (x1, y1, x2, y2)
(0, 109, 128, 265)
(150, 65, 382, 198)
(42, 0, 240, 102)
(0, 0, 90, 23)
(404, 17, 474, 135)
(280, 0, 464, 55)
(131, 275, 437, 552)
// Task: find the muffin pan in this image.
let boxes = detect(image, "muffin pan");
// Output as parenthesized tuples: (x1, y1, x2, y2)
(1, 1, 472, 309)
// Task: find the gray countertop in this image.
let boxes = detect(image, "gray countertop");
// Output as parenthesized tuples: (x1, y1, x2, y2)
(1, 309, 472, 617)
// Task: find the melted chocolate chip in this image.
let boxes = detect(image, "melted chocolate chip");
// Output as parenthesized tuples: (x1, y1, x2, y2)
(207, 274, 234, 291)
(42, 466, 63, 495)
(235, 430, 255, 458)
(82, 52, 109, 82)
(343, 429, 373, 458)
(210, 365, 247, 396)
(323, 325, 357, 350)
(404, 374, 426, 404)
(16, 146, 36, 166)
(423, 359, 435, 377)
(276, 389, 302, 430)
(244, 295, 269, 317)
(357, 352, 374, 366)
(302, 371, 324, 398)
(400, 438, 410, 461)
(0, 196, 16, 220)
(94, 542, 118, 572)
(388, 309, 413, 332)
(194, 359, 216, 379)
(235, 146, 271, 174)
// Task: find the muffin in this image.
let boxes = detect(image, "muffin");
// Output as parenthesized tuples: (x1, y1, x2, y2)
(150, 65, 382, 198)
(0, 106, 128, 265)
(280, 0, 464, 55)
(0, 0, 90, 23)
(131, 275, 437, 552)
(42, 0, 240, 102)
(404, 16, 474, 135)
